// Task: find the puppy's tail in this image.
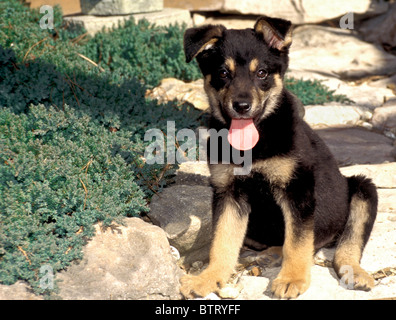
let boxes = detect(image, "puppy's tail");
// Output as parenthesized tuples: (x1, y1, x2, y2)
(346, 175, 378, 242)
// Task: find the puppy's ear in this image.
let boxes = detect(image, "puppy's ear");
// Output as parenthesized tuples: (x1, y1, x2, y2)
(254, 16, 292, 51)
(184, 25, 226, 63)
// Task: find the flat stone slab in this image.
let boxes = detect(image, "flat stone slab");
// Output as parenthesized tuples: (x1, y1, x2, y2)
(64, 8, 192, 35)
(316, 127, 396, 166)
(81, 0, 163, 15)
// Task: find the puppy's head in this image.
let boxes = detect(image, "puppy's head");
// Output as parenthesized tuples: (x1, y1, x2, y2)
(184, 16, 292, 127)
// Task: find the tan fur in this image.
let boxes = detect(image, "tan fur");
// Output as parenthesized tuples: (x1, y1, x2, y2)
(261, 73, 283, 119)
(180, 199, 249, 298)
(204, 77, 227, 124)
(192, 38, 219, 61)
(209, 163, 235, 189)
(334, 198, 374, 290)
(225, 57, 236, 73)
(249, 58, 259, 73)
(272, 193, 314, 298)
(252, 156, 296, 187)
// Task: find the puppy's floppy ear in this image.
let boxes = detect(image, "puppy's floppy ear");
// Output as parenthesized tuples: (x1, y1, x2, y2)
(254, 16, 292, 51)
(184, 25, 226, 63)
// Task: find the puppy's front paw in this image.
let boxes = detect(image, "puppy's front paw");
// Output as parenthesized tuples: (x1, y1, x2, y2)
(180, 270, 225, 299)
(271, 275, 310, 299)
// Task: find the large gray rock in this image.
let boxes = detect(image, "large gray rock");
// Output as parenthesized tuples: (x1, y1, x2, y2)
(81, 0, 163, 15)
(149, 185, 213, 265)
(219, 0, 388, 23)
(304, 104, 371, 128)
(316, 127, 396, 166)
(174, 161, 211, 186)
(146, 78, 210, 111)
(221, 0, 388, 23)
(56, 218, 183, 300)
(289, 25, 396, 81)
(64, 8, 192, 36)
(168, 0, 388, 24)
(372, 98, 396, 132)
(359, 3, 396, 48)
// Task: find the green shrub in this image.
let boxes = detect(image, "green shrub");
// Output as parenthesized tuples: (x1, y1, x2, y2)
(285, 77, 350, 105)
(79, 19, 202, 88)
(0, 104, 148, 294)
(0, 1, 201, 295)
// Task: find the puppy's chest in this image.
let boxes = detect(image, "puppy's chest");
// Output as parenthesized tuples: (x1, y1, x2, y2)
(209, 156, 297, 189)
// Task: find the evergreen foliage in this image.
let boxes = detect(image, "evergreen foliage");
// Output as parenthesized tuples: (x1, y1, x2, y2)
(0, 105, 148, 293)
(0, 0, 200, 295)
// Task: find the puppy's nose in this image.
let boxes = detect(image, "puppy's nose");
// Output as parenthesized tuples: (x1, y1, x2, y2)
(232, 101, 251, 114)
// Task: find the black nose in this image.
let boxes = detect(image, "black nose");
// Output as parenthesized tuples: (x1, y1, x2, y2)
(232, 101, 251, 114)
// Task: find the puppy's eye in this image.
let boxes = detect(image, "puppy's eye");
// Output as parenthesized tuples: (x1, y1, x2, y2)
(257, 69, 268, 80)
(219, 69, 229, 79)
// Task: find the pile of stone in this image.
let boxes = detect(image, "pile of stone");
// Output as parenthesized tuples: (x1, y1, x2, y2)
(64, 0, 193, 35)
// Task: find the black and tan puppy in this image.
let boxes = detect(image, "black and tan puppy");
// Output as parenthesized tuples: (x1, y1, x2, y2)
(180, 16, 378, 299)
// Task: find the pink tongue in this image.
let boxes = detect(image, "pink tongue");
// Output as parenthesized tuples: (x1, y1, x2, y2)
(228, 119, 259, 151)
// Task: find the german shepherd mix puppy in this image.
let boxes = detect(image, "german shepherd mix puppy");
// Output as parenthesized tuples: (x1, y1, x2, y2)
(180, 16, 378, 299)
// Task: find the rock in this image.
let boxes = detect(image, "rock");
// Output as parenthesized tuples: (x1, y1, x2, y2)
(165, 0, 222, 12)
(56, 218, 183, 300)
(359, 3, 396, 49)
(372, 99, 396, 132)
(64, 8, 192, 36)
(146, 78, 209, 111)
(80, 0, 163, 15)
(218, 285, 242, 299)
(289, 25, 396, 82)
(222, 0, 388, 23)
(166, 0, 388, 24)
(287, 70, 394, 110)
(315, 127, 396, 166)
(340, 163, 396, 189)
(304, 104, 371, 128)
(202, 16, 262, 30)
(174, 161, 210, 186)
(0, 281, 42, 300)
(148, 185, 213, 265)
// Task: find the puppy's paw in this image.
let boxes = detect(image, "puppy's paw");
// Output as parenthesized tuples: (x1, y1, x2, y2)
(271, 275, 310, 299)
(180, 270, 225, 299)
(340, 267, 375, 291)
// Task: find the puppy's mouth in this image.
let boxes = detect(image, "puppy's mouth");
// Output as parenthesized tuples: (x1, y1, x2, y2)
(227, 118, 259, 151)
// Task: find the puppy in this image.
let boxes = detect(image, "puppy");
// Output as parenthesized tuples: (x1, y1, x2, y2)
(180, 16, 378, 299)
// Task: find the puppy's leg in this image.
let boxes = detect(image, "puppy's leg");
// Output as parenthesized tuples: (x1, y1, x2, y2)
(256, 246, 283, 268)
(180, 197, 249, 298)
(333, 176, 378, 291)
(271, 192, 314, 299)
